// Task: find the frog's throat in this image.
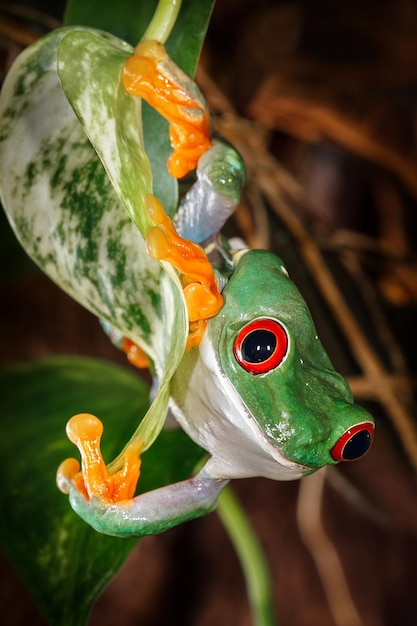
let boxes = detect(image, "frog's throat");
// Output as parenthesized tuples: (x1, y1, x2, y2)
(171, 332, 313, 481)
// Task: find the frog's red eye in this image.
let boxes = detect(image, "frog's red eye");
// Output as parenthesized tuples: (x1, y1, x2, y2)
(233, 318, 288, 374)
(331, 423, 374, 462)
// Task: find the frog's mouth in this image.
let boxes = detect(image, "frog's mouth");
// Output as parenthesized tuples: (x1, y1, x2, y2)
(258, 411, 375, 468)
(253, 419, 374, 480)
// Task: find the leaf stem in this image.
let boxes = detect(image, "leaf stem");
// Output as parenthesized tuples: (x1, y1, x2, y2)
(140, 0, 182, 45)
(216, 486, 278, 626)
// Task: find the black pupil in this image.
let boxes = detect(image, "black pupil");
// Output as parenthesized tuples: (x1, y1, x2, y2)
(343, 430, 372, 460)
(241, 330, 277, 363)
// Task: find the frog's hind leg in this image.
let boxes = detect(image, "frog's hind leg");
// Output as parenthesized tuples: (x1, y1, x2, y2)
(122, 39, 211, 179)
(57, 413, 143, 503)
(122, 40, 246, 244)
(57, 415, 227, 537)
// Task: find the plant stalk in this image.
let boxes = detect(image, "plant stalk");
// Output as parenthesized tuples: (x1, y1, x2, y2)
(217, 486, 278, 626)
(140, 0, 182, 45)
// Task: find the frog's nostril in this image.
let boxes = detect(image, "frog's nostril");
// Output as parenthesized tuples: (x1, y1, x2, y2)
(331, 423, 374, 462)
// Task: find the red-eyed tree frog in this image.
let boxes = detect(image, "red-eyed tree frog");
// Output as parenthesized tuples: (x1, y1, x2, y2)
(0, 29, 374, 538)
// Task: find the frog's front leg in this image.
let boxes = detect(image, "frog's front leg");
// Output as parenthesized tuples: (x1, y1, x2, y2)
(122, 40, 246, 243)
(57, 414, 227, 537)
(122, 39, 211, 179)
(145, 193, 223, 349)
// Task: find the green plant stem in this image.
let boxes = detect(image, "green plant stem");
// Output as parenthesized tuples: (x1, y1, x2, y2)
(217, 486, 278, 626)
(140, 0, 182, 45)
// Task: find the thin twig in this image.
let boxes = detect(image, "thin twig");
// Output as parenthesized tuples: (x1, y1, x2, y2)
(249, 90, 417, 201)
(297, 470, 364, 626)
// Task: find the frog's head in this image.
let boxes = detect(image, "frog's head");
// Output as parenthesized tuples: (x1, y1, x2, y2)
(207, 249, 374, 470)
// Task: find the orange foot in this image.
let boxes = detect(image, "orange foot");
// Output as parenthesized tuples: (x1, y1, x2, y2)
(122, 39, 211, 179)
(121, 337, 150, 369)
(145, 193, 223, 349)
(57, 413, 143, 503)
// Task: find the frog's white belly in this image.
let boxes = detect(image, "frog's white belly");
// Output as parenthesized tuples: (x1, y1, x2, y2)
(170, 332, 311, 481)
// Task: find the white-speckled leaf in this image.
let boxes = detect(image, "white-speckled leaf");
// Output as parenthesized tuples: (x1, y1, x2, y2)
(0, 27, 188, 450)
(57, 29, 153, 236)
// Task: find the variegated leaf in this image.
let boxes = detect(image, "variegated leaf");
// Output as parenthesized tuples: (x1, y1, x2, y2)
(0, 27, 188, 449)
(57, 28, 153, 236)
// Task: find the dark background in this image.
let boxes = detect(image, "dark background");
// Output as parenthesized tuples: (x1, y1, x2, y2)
(1, 1, 417, 624)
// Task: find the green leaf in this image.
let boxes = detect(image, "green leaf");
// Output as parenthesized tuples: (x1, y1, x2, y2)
(165, 0, 215, 77)
(64, 0, 157, 47)
(58, 30, 152, 237)
(57, 28, 152, 236)
(0, 357, 202, 626)
(63, 0, 215, 74)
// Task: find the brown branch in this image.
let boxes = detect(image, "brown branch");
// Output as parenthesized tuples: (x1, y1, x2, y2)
(297, 470, 365, 626)
(249, 89, 417, 201)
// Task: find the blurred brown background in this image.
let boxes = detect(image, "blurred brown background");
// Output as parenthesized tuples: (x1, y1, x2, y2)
(1, 1, 417, 624)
